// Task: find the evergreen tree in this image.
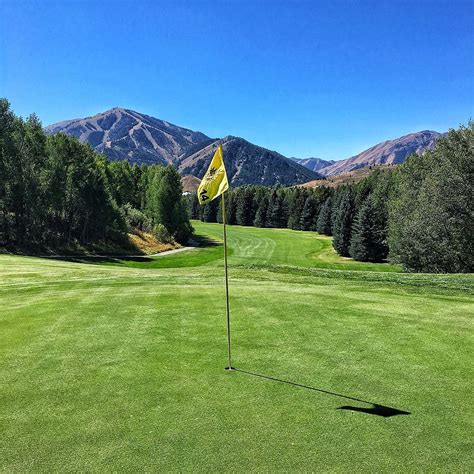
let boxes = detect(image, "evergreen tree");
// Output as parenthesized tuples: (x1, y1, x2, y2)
(316, 197, 333, 235)
(225, 190, 238, 225)
(330, 187, 345, 234)
(266, 190, 284, 228)
(299, 194, 318, 231)
(201, 197, 219, 223)
(236, 186, 255, 226)
(254, 194, 268, 227)
(287, 188, 306, 230)
(332, 187, 354, 257)
(278, 188, 290, 227)
(388, 123, 474, 272)
(349, 196, 388, 261)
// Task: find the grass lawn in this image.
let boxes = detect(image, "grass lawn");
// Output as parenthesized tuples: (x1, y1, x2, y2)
(1, 222, 473, 471)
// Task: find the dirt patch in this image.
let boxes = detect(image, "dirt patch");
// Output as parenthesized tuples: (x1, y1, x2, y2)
(128, 230, 179, 255)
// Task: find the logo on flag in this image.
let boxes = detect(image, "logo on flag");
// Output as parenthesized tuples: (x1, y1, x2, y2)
(198, 145, 229, 204)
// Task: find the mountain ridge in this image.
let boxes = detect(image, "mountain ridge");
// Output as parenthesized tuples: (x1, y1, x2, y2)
(46, 109, 320, 186)
(178, 136, 321, 186)
(318, 130, 443, 176)
(290, 157, 335, 172)
(45, 107, 211, 165)
(45, 108, 444, 184)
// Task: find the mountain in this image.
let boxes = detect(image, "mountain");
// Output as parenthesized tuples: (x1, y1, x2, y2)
(45, 108, 319, 186)
(45, 107, 442, 185)
(300, 164, 392, 189)
(290, 157, 335, 172)
(181, 174, 201, 193)
(177, 136, 321, 186)
(45, 107, 211, 165)
(319, 130, 442, 176)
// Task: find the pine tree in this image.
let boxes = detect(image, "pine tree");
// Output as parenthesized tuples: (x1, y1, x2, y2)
(349, 196, 387, 261)
(266, 190, 284, 228)
(201, 198, 218, 223)
(388, 123, 474, 272)
(254, 195, 268, 227)
(299, 194, 318, 231)
(332, 187, 354, 257)
(316, 197, 332, 235)
(225, 190, 238, 225)
(278, 189, 290, 228)
(236, 187, 255, 226)
(287, 188, 306, 230)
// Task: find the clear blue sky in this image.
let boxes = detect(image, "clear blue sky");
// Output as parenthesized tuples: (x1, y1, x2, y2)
(1, 0, 473, 159)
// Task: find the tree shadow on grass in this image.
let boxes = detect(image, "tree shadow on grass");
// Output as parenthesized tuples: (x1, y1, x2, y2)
(192, 234, 220, 248)
(234, 368, 410, 418)
(34, 234, 221, 266)
(57, 255, 156, 265)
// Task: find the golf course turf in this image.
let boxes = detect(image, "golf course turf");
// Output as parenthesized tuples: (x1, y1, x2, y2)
(1, 221, 473, 471)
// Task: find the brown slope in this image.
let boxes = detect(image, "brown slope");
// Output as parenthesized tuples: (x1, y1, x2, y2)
(300, 164, 393, 188)
(319, 130, 442, 176)
(290, 157, 335, 172)
(45, 107, 210, 165)
(181, 174, 201, 193)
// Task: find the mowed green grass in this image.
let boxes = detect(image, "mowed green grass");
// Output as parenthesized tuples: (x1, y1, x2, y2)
(1, 223, 473, 471)
(74, 221, 401, 271)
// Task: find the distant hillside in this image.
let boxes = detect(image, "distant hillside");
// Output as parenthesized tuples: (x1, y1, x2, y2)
(301, 164, 393, 188)
(319, 130, 442, 176)
(45, 107, 210, 165)
(178, 136, 321, 186)
(45, 108, 319, 186)
(45, 107, 444, 185)
(290, 157, 335, 172)
(181, 174, 201, 193)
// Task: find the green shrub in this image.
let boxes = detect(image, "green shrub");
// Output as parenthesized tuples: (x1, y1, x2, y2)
(153, 223, 173, 244)
(123, 204, 152, 232)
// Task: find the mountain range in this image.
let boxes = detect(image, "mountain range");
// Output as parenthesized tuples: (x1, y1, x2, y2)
(45, 108, 320, 185)
(45, 108, 444, 185)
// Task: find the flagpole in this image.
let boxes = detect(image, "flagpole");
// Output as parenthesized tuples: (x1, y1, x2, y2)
(221, 192, 233, 370)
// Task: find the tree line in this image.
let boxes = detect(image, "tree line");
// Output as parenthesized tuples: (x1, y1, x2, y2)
(0, 99, 192, 250)
(2, 99, 471, 271)
(188, 122, 473, 273)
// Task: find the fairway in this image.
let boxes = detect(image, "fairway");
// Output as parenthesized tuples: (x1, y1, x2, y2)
(1, 223, 473, 471)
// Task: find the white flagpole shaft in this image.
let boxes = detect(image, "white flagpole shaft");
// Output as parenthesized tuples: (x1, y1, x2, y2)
(221, 192, 233, 370)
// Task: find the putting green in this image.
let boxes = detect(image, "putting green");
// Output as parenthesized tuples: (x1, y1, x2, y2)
(1, 223, 473, 471)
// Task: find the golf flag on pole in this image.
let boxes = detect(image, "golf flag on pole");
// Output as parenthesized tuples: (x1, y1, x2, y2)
(197, 145, 228, 204)
(197, 144, 234, 370)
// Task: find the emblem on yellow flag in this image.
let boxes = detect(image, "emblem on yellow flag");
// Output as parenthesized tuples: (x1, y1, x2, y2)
(197, 145, 229, 204)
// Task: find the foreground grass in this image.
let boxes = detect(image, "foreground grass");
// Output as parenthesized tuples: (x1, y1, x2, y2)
(1, 223, 473, 471)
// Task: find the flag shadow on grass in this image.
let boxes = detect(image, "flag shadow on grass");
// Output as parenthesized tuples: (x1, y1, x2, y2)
(233, 368, 410, 418)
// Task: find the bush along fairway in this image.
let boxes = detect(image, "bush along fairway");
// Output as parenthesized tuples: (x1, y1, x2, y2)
(1, 222, 473, 471)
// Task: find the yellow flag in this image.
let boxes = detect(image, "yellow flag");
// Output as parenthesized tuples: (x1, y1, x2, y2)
(197, 145, 229, 204)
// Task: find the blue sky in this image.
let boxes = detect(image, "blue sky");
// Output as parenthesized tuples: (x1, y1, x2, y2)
(1, 0, 473, 160)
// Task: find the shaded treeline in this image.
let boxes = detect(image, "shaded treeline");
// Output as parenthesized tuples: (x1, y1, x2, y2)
(187, 123, 473, 273)
(1, 98, 471, 271)
(0, 99, 192, 249)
